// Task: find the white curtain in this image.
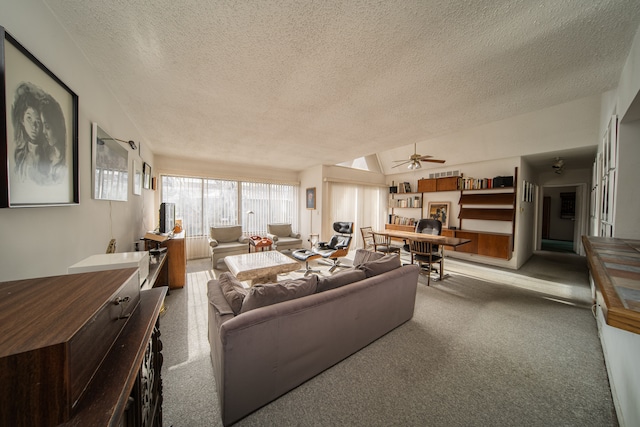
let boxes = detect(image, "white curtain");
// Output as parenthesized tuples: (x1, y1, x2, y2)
(242, 182, 299, 236)
(162, 176, 298, 260)
(327, 182, 387, 250)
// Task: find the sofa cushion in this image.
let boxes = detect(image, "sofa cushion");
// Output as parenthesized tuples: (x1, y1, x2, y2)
(240, 275, 318, 313)
(357, 254, 401, 278)
(218, 273, 248, 315)
(316, 268, 366, 293)
(207, 280, 235, 317)
(210, 241, 248, 252)
(352, 249, 385, 266)
(211, 225, 243, 243)
(268, 223, 293, 238)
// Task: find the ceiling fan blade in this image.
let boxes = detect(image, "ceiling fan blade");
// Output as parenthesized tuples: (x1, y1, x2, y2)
(422, 159, 446, 164)
(392, 160, 411, 168)
(418, 155, 433, 160)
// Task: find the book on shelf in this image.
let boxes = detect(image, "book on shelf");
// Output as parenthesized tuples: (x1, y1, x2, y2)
(461, 177, 496, 190)
(390, 196, 422, 208)
(388, 214, 416, 226)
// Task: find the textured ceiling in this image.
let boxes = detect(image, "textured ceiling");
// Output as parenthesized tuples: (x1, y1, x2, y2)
(44, 0, 640, 173)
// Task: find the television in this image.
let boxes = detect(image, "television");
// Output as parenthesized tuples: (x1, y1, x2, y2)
(159, 202, 175, 234)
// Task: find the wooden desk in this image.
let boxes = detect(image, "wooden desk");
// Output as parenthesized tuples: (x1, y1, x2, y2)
(583, 236, 640, 334)
(378, 229, 471, 281)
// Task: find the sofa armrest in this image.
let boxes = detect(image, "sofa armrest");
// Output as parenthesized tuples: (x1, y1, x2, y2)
(290, 232, 301, 238)
(238, 236, 250, 243)
(266, 233, 279, 242)
(209, 238, 219, 248)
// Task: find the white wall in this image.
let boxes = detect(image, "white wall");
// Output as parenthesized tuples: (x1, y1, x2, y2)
(0, 0, 155, 281)
(594, 22, 640, 427)
(298, 165, 323, 246)
(614, 120, 640, 239)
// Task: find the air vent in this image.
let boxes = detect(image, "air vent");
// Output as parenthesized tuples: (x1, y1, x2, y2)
(429, 170, 460, 179)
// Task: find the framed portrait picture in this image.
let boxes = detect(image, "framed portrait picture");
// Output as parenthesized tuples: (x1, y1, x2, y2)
(427, 201, 451, 228)
(306, 187, 316, 210)
(1, 27, 79, 207)
(133, 159, 142, 196)
(143, 162, 151, 189)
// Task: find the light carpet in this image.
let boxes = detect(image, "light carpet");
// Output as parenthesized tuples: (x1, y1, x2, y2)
(160, 252, 616, 426)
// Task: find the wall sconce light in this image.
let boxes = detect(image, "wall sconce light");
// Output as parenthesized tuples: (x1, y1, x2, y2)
(100, 137, 137, 150)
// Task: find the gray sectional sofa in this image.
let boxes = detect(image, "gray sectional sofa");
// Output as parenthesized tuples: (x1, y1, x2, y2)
(207, 250, 420, 426)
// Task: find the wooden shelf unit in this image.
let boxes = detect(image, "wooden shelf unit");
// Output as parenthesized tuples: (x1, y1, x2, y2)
(386, 169, 517, 260)
(454, 168, 518, 260)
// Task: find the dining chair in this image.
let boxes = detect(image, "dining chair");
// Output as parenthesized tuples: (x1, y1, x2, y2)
(408, 239, 443, 286)
(360, 226, 375, 250)
(372, 232, 401, 255)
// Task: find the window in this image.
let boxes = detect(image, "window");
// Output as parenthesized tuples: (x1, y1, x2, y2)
(161, 176, 298, 259)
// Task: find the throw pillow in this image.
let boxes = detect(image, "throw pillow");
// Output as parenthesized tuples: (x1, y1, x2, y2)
(316, 269, 366, 293)
(352, 249, 384, 266)
(240, 275, 318, 313)
(357, 254, 401, 278)
(217, 273, 248, 315)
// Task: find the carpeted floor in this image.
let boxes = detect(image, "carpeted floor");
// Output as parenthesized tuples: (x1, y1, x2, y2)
(160, 252, 617, 427)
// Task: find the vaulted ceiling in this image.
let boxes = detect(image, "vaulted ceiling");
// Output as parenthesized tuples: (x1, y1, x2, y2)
(44, 0, 640, 173)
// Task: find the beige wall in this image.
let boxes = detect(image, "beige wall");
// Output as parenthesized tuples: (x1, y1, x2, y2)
(0, 0, 156, 281)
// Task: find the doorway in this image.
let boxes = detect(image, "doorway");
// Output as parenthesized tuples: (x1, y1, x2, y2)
(540, 186, 580, 253)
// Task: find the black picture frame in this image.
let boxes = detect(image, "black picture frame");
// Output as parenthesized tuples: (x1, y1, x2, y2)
(1, 27, 79, 207)
(306, 187, 316, 210)
(143, 162, 151, 190)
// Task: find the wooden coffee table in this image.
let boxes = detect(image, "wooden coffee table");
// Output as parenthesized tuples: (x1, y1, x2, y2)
(224, 251, 300, 285)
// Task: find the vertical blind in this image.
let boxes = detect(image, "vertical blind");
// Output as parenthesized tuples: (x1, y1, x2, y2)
(161, 176, 298, 259)
(327, 182, 387, 250)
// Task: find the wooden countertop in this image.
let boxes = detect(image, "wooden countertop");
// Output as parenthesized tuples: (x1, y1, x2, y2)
(582, 236, 640, 334)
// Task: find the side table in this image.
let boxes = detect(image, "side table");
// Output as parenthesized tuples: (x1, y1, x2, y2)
(249, 236, 273, 252)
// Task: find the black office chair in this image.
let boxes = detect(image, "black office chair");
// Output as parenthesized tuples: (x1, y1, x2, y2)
(293, 222, 354, 273)
(402, 218, 443, 252)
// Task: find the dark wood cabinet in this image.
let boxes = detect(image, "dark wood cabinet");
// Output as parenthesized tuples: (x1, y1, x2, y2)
(417, 176, 460, 192)
(162, 233, 186, 289)
(0, 270, 166, 427)
(145, 232, 186, 289)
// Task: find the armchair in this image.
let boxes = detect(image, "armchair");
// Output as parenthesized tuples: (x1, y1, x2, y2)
(266, 223, 303, 252)
(209, 225, 250, 269)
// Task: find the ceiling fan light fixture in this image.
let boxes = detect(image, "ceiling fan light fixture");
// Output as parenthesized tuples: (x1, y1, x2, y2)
(408, 161, 421, 170)
(552, 157, 565, 174)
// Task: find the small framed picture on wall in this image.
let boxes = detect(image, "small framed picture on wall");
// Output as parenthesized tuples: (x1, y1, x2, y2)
(306, 187, 316, 210)
(427, 201, 451, 228)
(143, 162, 151, 189)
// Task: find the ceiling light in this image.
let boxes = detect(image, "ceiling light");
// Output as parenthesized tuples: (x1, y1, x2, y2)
(408, 161, 422, 170)
(552, 157, 565, 174)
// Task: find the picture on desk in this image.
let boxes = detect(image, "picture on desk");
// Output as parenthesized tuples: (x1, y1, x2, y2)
(427, 202, 450, 228)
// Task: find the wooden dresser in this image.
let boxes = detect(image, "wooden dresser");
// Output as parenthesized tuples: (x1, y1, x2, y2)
(0, 268, 166, 426)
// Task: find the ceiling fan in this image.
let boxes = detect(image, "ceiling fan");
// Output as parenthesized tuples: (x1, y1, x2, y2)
(392, 143, 446, 170)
